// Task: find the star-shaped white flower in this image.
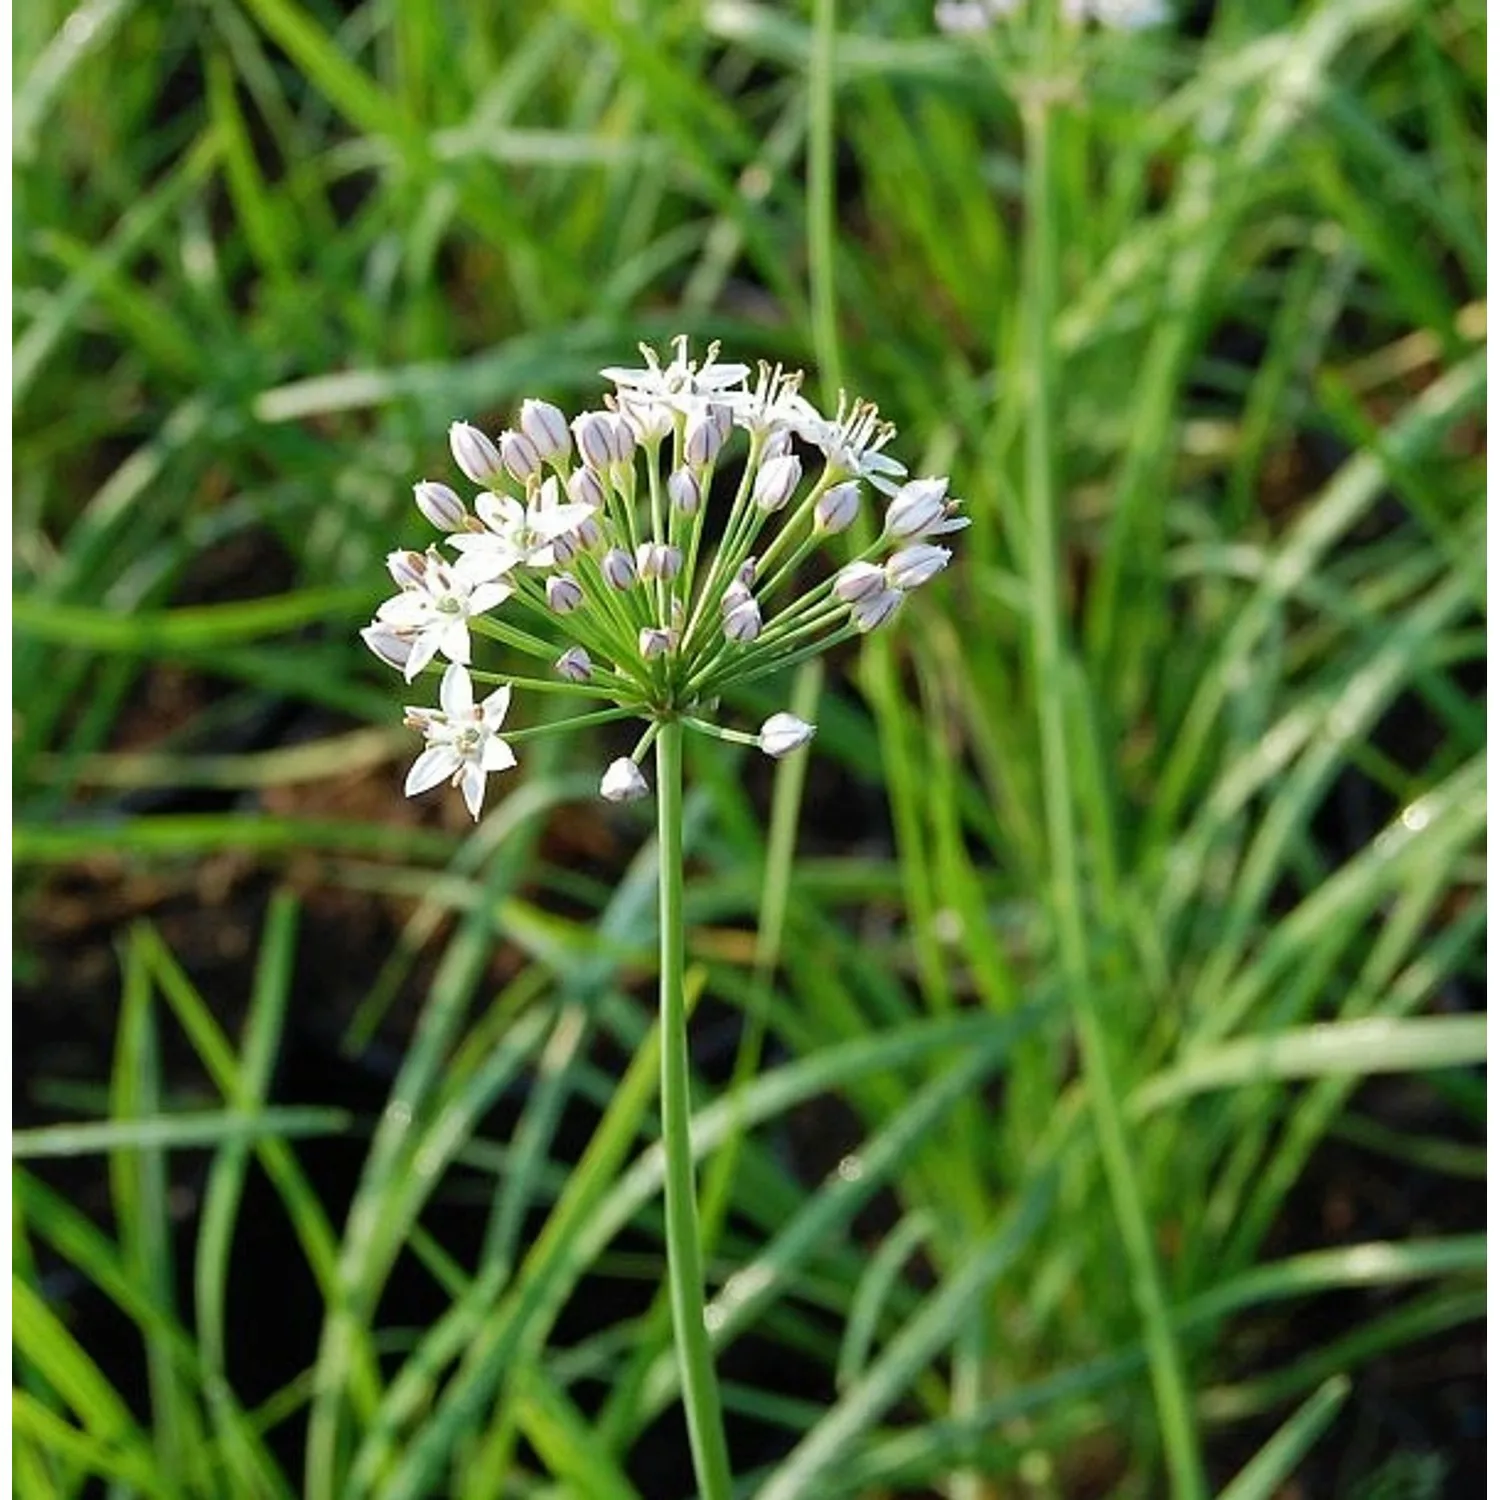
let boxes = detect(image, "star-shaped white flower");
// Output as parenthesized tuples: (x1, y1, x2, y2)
(792, 393, 908, 494)
(373, 549, 512, 682)
(449, 476, 596, 576)
(403, 663, 517, 820)
(602, 335, 749, 410)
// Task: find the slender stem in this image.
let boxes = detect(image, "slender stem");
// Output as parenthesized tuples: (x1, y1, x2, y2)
(655, 719, 734, 1500)
(1020, 84, 1206, 1500)
(809, 0, 844, 404)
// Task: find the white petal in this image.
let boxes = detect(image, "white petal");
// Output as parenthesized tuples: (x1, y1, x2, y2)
(405, 745, 461, 798)
(403, 630, 442, 682)
(476, 491, 525, 532)
(361, 624, 412, 670)
(481, 737, 517, 773)
(439, 620, 471, 665)
(480, 682, 512, 729)
(449, 543, 516, 583)
(439, 662, 474, 717)
(377, 592, 431, 626)
(531, 502, 597, 540)
(467, 582, 511, 616)
(458, 763, 486, 820)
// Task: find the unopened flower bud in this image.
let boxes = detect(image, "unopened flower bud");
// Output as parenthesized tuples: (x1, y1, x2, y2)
(884, 477, 957, 539)
(667, 467, 701, 516)
(572, 514, 604, 551)
(573, 411, 617, 470)
(724, 597, 762, 642)
(361, 624, 413, 671)
(519, 399, 572, 462)
(606, 414, 637, 465)
(387, 549, 428, 591)
(753, 453, 802, 511)
(449, 421, 504, 484)
(721, 579, 752, 614)
(600, 757, 649, 803)
(567, 465, 606, 511)
(887, 543, 951, 590)
(547, 573, 584, 614)
(499, 428, 543, 484)
(759, 712, 816, 759)
(635, 543, 683, 582)
(685, 404, 731, 467)
(639, 626, 676, 660)
(833, 560, 886, 603)
(555, 646, 593, 682)
(814, 480, 861, 535)
(549, 531, 577, 565)
(851, 587, 904, 632)
(601, 547, 637, 590)
(413, 481, 467, 532)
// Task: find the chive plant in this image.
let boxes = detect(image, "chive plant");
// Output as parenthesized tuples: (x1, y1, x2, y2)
(361, 337, 966, 1498)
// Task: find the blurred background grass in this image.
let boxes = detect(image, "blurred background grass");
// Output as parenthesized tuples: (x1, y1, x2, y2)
(13, 2, 1485, 1498)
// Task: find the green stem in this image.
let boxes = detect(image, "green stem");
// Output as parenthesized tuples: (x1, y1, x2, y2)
(1020, 86, 1206, 1500)
(655, 719, 734, 1500)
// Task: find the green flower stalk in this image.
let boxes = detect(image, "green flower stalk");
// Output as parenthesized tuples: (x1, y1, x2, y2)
(360, 337, 966, 1497)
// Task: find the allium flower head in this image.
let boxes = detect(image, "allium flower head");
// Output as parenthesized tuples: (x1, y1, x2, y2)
(362, 337, 966, 812)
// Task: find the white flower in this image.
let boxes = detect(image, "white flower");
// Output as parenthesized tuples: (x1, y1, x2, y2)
(600, 757, 649, 803)
(732, 361, 813, 441)
(449, 421, 505, 484)
(887, 543, 952, 590)
(883, 477, 970, 540)
(450, 476, 597, 575)
(602, 335, 750, 421)
(793, 394, 907, 495)
(374, 549, 512, 681)
(759, 712, 816, 759)
(403, 663, 517, 820)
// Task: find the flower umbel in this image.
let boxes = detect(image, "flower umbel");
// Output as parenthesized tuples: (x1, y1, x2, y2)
(363, 338, 966, 811)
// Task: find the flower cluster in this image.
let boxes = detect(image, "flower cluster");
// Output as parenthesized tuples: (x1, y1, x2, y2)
(935, 0, 1170, 35)
(362, 338, 966, 818)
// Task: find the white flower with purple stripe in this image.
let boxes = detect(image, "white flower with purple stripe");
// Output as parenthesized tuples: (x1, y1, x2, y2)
(403, 663, 518, 820)
(373, 549, 512, 682)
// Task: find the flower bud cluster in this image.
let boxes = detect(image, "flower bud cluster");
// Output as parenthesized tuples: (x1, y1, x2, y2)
(361, 336, 965, 816)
